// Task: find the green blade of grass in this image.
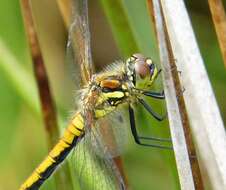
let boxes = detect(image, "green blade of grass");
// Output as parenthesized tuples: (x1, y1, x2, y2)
(99, 0, 139, 57)
(0, 38, 40, 115)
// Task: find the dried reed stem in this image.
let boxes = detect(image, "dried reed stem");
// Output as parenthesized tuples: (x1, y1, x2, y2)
(20, 1, 74, 189)
(208, 0, 226, 68)
(160, 0, 226, 189)
(20, 0, 59, 146)
(147, 0, 198, 189)
(147, 0, 204, 189)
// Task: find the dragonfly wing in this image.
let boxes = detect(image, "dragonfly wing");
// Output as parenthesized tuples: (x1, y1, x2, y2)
(92, 108, 129, 158)
(71, 111, 126, 190)
(67, 1, 126, 189)
(67, 0, 93, 88)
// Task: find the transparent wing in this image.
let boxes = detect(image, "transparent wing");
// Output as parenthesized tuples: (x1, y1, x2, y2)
(67, 1, 126, 189)
(66, 0, 93, 89)
(71, 109, 127, 190)
(92, 109, 129, 158)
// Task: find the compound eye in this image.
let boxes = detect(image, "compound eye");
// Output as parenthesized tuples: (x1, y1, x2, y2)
(135, 57, 156, 80)
(134, 59, 150, 79)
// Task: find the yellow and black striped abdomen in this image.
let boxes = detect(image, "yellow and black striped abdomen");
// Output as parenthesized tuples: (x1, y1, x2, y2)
(20, 112, 84, 190)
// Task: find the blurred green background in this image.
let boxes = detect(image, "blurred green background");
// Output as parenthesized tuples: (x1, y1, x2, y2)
(0, 0, 225, 190)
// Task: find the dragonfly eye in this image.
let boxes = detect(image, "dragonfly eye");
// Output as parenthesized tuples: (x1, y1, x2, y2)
(134, 59, 150, 79)
(134, 56, 155, 79)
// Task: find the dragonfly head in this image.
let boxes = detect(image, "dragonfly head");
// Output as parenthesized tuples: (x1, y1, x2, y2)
(126, 53, 159, 89)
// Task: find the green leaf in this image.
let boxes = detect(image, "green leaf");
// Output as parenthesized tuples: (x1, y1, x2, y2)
(99, 0, 139, 57)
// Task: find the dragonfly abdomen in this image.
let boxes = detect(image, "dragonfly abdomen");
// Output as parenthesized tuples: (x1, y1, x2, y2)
(19, 112, 84, 190)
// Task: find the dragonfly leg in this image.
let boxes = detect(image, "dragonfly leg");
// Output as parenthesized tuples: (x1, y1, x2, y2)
(143, 87, 185, 101)
(142, 90, 165, 99)
(138, 98, 167, 121)
(139, 136, 171, 142)
(129, 105, 172, 150)
(157, 68, 162, 76)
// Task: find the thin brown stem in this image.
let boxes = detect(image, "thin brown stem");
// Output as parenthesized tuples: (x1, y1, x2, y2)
(152, 0, 226, 188)
(20, 0, 59, 146)
(20, 1, 74, 189)
(208, 0, 226, 69)
(147, 0, 204, 189)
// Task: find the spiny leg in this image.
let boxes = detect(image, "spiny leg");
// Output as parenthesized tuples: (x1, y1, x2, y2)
(142, 90, 165, 99)
(139, 136, 171, 142)
(128, 105, 172, 150)
(135, 99, 171, 142)
(138, 98, 166, 121)
(129, 105, 171, 143)
(141, 87, 185, 101)
(157, 68, 162, 76)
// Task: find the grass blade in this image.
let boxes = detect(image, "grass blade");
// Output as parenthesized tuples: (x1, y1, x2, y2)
(0, 38, 40, 115)
(99, 0, 139, 57)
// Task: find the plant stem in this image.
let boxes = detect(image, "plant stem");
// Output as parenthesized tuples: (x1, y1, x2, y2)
(147, 0, 198, 189)
(208, 0, 226, 69)
(20, 0, 74, 189)
(159, 0, 226, 188)
(148, 1, 204, 188)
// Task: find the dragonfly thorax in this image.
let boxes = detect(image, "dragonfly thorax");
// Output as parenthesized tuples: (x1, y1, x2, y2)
(92, 76, 130, 118)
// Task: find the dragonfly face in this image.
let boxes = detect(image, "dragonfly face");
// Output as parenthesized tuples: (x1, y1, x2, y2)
(126, 53, 159, 90)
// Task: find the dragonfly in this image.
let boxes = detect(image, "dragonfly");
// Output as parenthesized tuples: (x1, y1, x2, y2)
(20, 0, 171, 189)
